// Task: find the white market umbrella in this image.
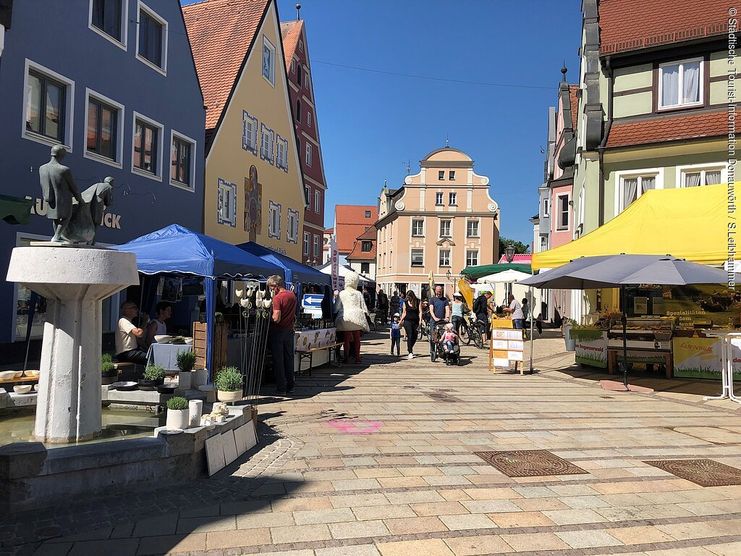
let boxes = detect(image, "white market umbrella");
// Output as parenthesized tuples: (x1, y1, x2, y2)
(478, 269, 532, 284)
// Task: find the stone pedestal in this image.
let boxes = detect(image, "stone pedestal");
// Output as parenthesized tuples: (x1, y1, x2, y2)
(6, 246, 138, 443)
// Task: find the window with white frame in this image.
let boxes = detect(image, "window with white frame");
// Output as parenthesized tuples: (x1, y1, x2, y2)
(466, 249, 478, 267)
(313, 235, 320, 258)
(307, 110, 312, 129)
(260, 124, 274, 162)
(304, 185, 310, 205)
(137, 2, 167, 73)
(439, 219, 451, 237)
(618, 173, 657, 213)
(361, 262, 370, 274)
(466, 219, 479, 238)
(305, 142, 313, 166)
(439, 249, 451, 267)
(242, 111, 258, 154)
(24, 62, 74, 147)
(85, 91, 122, 164)
(680, 165, 725, 187)
(275, 134, 288, 171)
(449, 170, 455, 180)
(435, 191, 444, 205)
(411, 248, 424, 267)
(542, 198, 550, 217)
(287, 208, 299, 243)
(290, 59, 296, 74)
(170, 131, 195, 189)
(305, 71, 311, 90)
(132, 113, 163, 178)
(448, 192, 457, 206)
(361, 241, 372, 252)
(90, 0, 126, 46)
(303, 232, 310, 255)
(556, 194, 569, 230)
(268, 201, 281, 238)
(314, 190, 321, 212)
(438, 170, 445, 180)
(217, 179, 236, 227)
(411, 219, 424, 236)
(659, 58, 702, 109)
(262, 35, 275, 86)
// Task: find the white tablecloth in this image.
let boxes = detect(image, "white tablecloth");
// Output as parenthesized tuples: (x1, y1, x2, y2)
(147, 344, 192, 371)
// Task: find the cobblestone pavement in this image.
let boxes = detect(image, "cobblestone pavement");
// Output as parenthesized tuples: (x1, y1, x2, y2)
(13, 331, 741, 555)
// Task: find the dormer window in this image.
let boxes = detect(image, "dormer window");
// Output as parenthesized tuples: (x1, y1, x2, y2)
(658, 58, 702, 110)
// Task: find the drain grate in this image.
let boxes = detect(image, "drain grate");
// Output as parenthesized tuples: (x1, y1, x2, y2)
(644, 459, 741, 487)
(474, 450, 587, 477)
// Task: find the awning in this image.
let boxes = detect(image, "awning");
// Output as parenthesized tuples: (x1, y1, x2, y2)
(532, 184, 730, 271)
(462, 263, 531, 280)
(0, 195, 33, 225)
(237, 241, 331, 286)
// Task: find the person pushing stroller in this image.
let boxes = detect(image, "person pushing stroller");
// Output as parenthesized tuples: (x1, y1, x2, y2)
(440, 322, 460, 366)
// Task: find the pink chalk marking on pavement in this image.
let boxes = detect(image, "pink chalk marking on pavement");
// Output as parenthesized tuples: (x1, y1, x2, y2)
(327, 419, 382, 435)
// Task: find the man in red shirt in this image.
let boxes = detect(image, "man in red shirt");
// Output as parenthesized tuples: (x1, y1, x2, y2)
(267, 275, 297, 395)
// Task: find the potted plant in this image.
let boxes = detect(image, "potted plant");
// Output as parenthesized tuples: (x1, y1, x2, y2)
(562, 318, 576, 352)
(177, 351, 196, 390)
(215, 366, 243, 402)
(101, 353, 117, 385)
(165, 396, 190, 430)
(139, 364, 166, 390)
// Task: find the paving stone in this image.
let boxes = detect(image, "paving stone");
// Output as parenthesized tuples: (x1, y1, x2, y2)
(556, 529, 623, 549)
(132, 513, 178, 537)
(608, 525, 677, 545)
(137, 533, 207, 554)
(33, 543, 74, 556)
(384, 516, 448, 535)
(385, 490, 444, 505)
(272, 497, 334, 512)
(177, 516, 236, 534)
(488, 511, 556, 528)
(328, 519, 390, 539)
(542, 508, 607, 525)
(270, 523, 332, 543)
(316, 545, 381, 556)
(331, 493, 389, 508)
(410, 501, 469, 516)
(205, 528, 271, 549)
(500, 532, 571, 552)
(438, 513, 496, 531)
(293, 508, 357, 525)
(460, 500, 521, 513)
(236, 511, 294, 529)
(68, 539, 139, 556)
(353, 504, 417, 521)
(443, 534, 514, 556)
(376, 538, 455, 556)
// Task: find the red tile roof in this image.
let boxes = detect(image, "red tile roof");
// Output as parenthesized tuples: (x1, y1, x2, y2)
(607, 110, 727, 149)
(347, 235, 377, 261)
(599, 0, 731, 55)
(183, 0, 270, 130)
(280, 20, 303, 70)
(335, 205, 377, 253)
(568, 85, 579, 129)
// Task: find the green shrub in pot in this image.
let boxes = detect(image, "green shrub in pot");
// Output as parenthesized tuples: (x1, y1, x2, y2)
(215, 366, 243, 402)
(166, 396, 189, 411)
(165, 396, 190, 429)
(176, 351, 196, 373)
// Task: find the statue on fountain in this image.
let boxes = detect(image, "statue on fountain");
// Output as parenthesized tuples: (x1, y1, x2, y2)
(39, 145, 113, 245)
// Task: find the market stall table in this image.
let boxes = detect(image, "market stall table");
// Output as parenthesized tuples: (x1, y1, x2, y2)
(147, 343, 192, 371)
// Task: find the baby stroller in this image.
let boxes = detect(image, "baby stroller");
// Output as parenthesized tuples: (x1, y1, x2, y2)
(439, 323, 461, 366)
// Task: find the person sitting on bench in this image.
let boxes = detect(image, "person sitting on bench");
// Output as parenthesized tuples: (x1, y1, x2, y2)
(115, 301, 148, 365)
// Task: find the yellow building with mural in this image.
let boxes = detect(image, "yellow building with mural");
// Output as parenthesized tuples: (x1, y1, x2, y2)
(184, 0, 305, 259)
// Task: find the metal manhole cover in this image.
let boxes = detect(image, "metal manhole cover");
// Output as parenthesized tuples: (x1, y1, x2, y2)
(474, 450, 587, 477)
(644, 459, 741, 487)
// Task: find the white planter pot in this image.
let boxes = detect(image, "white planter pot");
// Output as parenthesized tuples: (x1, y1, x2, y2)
(189, 399, 203, 427)
(178, 371, 192, 390)
(218, 390, 242, 403)
(563, 325, 576, 352)
(166, 408, 189, 430)
(193, 369, 209, 387)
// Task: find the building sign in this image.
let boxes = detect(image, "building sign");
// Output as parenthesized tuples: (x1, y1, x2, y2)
(330, 236, 339, 291)
(25, 196, 122, 230)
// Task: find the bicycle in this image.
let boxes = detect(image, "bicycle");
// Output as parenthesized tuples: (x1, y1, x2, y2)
(459, 314, 486, 349)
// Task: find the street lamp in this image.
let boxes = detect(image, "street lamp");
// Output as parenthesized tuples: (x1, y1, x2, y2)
(504, 243, 516, 263)
(445, 269, 453, 296)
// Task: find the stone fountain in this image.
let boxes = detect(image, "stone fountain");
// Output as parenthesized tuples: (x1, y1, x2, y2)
(5, 146, 138, 443)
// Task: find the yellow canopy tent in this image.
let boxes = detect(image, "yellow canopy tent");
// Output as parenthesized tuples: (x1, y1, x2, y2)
(532, 183, 732, 271)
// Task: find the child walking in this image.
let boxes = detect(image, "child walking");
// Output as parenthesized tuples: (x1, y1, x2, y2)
(390, 313, 401, 356)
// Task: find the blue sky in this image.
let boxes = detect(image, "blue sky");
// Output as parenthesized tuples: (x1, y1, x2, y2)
(184, 0, 583, 245)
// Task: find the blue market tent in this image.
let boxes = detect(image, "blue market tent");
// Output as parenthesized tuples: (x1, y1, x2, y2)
(116, 225, 282, 374)
(237, 241, 331, 287)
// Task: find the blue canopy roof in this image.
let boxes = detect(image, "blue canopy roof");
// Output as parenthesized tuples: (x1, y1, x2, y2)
(116, 225, 281, 278)
(237, 241, 331, 286)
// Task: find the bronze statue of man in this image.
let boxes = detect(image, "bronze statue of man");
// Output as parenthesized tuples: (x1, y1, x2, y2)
(39, 145, 83, 243)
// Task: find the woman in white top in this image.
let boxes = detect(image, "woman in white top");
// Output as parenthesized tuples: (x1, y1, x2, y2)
(146, 302, 172, 347)
(451, 292, 466, 333)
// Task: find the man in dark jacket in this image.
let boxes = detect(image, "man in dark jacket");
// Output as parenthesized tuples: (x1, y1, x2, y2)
(473, 291, 492, 340)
